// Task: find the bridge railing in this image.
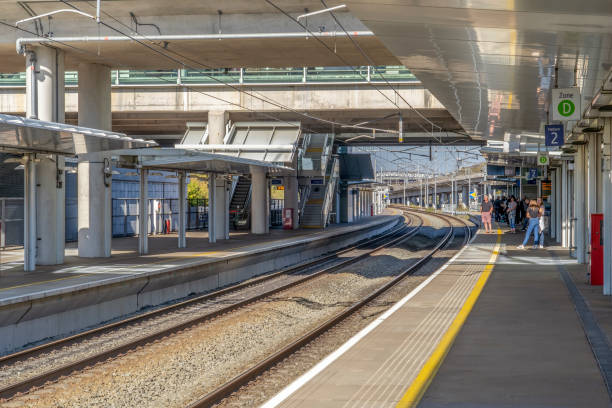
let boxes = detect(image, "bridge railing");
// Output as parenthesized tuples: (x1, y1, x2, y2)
(0, 66, 418, 87)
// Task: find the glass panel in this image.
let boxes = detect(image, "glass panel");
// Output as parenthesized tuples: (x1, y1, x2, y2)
(243, 67, 303, 83)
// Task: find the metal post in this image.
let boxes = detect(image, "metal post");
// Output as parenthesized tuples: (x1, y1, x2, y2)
(24, 154, 37, 271)
(555, 168, 562, 244)
(434, 175, 437, 209)
(562, 160, 569, 248)
(575, 145, 586, 263)
(519, 166, 523, 199)
(603, 118, 612, 294)
(550, 169, 556, 240)
(403, 176, 406, 205)
(420, 177, 423, 207)
(178, 171, 187, 248)
(0, 198, 5, 248)
(208, 173, 216, 243)
(138, 169, 148, 255)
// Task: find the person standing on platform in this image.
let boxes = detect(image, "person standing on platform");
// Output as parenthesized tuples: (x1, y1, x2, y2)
(518, 199, 541, 249)
(521, 198, 531, 231)
(536, 197, 545, 248)
(481, 195, 493, 233)
(507, 196, 517, 233)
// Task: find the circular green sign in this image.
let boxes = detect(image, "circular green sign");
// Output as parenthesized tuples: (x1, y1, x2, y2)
(539, 156, 548, 164)
(558, 99, 575, 117)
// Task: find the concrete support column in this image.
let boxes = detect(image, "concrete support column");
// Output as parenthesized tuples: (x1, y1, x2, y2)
(207, 174, 229, 243)
(561, 160, 569, 248)
(555, 168, 562, 244)
(208, 110, 227, 144)
(138, 169, 149, 255)
(575, 145, 586, 263)
(25, 47, 66, 267)
(23, 155, 37, 271)
(250, 166, 269, 234)
(339, 185, 351, 223)
(77, 63, 112, 258)
(178, 171, 187, 248)
(587, 135, 600, 262)
(284, 176, 299, 229)
(602, 119, 612, 294)
(596, 133, 604, 213)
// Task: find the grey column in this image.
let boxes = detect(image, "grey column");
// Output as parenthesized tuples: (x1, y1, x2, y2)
(178, 171, 187, 248)
(587, 135, 599, 261)
(138, 169, 148, 255)
(603, 119, 612, 294)
(23, 155, 37, 271)
(250, 166, 268, 234)
(550, 169, 556, 240)
(77, 63, 112, 258)
(284, 175, 299, 229)
(555, 168, 562, 244)
(208, 110, 227, 144)
(575, 145, 586, 263)
(26, 46, 66, 267)
(562, 160, 569, 248)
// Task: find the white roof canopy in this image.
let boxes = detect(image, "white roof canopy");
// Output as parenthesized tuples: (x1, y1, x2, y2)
(177, 121, 300, 164)
(0, 114, 157, 155)
(81, 148, 293, 176)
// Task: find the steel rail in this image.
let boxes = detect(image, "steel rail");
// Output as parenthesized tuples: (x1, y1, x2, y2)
(186, 210, 466, 408)
(0, 214, 420, 400)
(0, 217, 406, 367)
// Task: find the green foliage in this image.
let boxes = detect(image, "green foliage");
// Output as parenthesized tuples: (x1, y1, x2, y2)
(187, 177, 208, 207)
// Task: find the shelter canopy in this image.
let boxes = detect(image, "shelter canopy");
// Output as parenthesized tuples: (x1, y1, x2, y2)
(91, 148, 293, 176)
(0, 114, 156, 155)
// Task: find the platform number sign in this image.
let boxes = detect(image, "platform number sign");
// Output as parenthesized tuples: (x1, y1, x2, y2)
(545, 124, 564, 147)
(552, 88, 581, 121)
(527, 168, 538, 180)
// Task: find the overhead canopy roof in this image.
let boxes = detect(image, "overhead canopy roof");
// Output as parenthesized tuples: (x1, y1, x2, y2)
(177, 121, 300, 164)
(91, 148, 293, 176)
(0, 113, 156, 155)
(345, 1, 612, 141)
(339, 153, 374, 181)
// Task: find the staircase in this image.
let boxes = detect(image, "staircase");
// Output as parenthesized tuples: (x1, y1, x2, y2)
(229, 175, 251, 229)
(300, 156, 339, 228)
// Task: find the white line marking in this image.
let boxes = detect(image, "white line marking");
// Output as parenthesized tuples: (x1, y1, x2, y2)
(260, 227, 479, 408)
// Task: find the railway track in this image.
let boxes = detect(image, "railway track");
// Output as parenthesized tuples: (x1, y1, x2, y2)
(0, 212, 420, 401)
(187, 210, 473, 408)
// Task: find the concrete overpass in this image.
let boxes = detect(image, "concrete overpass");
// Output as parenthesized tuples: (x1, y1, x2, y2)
(0, 67, 465, 144)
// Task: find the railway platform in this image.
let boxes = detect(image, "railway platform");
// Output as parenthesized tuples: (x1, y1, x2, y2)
(263, 222, 612, 408)
(0, 213, 401, 354)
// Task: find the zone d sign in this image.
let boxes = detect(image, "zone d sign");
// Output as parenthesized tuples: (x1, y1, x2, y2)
(537, 154, 549, 166)
(552, 88, 581, 121)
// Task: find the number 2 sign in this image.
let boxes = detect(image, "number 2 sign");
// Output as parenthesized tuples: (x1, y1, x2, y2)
(545, 124, 564, 147)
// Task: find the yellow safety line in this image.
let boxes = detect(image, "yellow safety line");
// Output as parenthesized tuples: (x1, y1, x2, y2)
(0, 274, 88, 292)
(395, 228, 502, 408)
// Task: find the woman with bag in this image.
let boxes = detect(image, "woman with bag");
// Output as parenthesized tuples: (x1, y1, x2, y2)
(517, 199, 542, 249)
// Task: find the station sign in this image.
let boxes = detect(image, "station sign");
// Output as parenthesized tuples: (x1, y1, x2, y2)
(552, 88, 581, 121)
(271, 179, 283, 185)
(545, 124, 564, 147)
(527, 168, 538, 180)
(537, 153, 549, 166)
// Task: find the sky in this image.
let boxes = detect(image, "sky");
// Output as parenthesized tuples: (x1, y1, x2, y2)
(349, 145, 484, 176)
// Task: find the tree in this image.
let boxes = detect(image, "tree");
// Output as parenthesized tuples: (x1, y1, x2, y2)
(187, 177, 208, 207)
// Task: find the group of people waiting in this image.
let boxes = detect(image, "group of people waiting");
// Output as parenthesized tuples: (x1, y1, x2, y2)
(480, 195, 546, 249)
